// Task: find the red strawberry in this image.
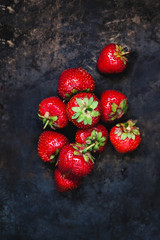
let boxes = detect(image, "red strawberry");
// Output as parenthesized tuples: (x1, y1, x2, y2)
(75, 124, 108, 153)
(66, 92, 101, 129)
(38, 96, 68, 129)
(58, 143, 94, 178)
(57, 67, 95, 100)
(100, 90, 128, 123)
(54, 168, 81, 192)
(38, 131, 69, 163)
(97, 43, 129, 74)
(110, 119, 141, 153)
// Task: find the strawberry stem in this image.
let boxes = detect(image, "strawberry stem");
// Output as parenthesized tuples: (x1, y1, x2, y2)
(121, 51, 130, 56)
(82, 143, 95, 154)
(43, 119, 49, 129)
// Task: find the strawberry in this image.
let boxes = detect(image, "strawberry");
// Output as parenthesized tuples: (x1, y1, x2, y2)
(38, 131, 69, 163)
(97, 43, 129, 74)
(57, 67, 95, 100)
(54, 168, 81, 192)
(110, 119, 141, 153)
(100, 90, 128, 123)
(58, 143, 94, 178)
(66, 92, 101, 129)
(75, 124, 108, 153)
(38, 96, 68, 129)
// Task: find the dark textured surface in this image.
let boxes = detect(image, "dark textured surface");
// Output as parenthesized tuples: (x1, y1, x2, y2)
(0, 0, 160, 239)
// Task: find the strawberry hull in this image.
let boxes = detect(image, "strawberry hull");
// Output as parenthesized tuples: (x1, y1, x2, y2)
(75, 124, 108, 153)
(66, 92, 102, 129)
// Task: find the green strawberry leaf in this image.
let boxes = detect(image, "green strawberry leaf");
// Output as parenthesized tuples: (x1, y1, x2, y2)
(88, 97, 94, 105)
(97, 132, 102, 140)
(83, 97, 89, 105)
(50, 116, 58, 121)
(84, 117, 88, 125)
(99, 142, 105, 146)
(111, 103, 118, 113)
(72, 145, 79, 150)
(132, 129, 140, 135)
(50, 155, 55, 160)
(76, 98, 83, 107)
(74, 150, 80, 156)
(87, 116, 92, 125)
(77, 115, 84, 123)
(72, 107, 81, 113)
(124, 122, 129, 128)
(94, 143, 99, 150)
(83, 155, 89, 162)
(90, 101, 98, 110)
(86, 139, 92, 145)
(72, 112, 81, 119)
(72, 89, 78, 94)
(43, 119, 47, 124)
(65, 93, 70, 98)
(121, 133, 128, 140)
(132, 135, 135, 140)
(111, 115, 118, 121)
(91, 129, 96, 138)
(127, 132, 132, 139)
(91, 111, 100, 117)
(100, 137, 106, 142)
(120, 99, 126, 110)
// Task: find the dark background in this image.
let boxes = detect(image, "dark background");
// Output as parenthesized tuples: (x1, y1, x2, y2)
(0, 0, 160, 239)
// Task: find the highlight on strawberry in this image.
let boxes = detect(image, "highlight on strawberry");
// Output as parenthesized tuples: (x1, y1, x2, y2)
(109, 119, 141, 153)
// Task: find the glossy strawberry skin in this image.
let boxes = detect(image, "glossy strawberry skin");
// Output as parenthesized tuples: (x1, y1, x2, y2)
(38, 96, 68, 129)
(58, 144, 94, 178)
(58, 67, 95, 100)
(54, 168, 81, 192)
(100, 90, 128, 123)
(97, 43, 127, 74)
(38, 131, 69, 162)
(75, 124, 108, 153)
(110, 126, 141, 153)
(66, 92, 102, 129)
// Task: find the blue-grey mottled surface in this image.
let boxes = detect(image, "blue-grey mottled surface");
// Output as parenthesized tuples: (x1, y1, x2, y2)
(0, 0, 160, 239)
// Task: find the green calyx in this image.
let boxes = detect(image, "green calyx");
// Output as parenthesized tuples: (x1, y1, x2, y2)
(72, 143, 95, 164)
(114, 44, 129, 65)
(38, 111, 59, 129)
(109, 99, 128, 121)
(71, 96, 100, 125)
(50, 148, 60, 164)
(114, 119, 140, 141)
(84, 129, 106, 152)
(65, 88, 91, 100)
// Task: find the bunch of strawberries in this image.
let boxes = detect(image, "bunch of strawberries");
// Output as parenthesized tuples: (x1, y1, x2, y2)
(37, 43, 142, 193)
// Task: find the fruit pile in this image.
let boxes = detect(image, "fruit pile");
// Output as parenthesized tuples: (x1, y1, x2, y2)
(37, 43, 141, 193)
